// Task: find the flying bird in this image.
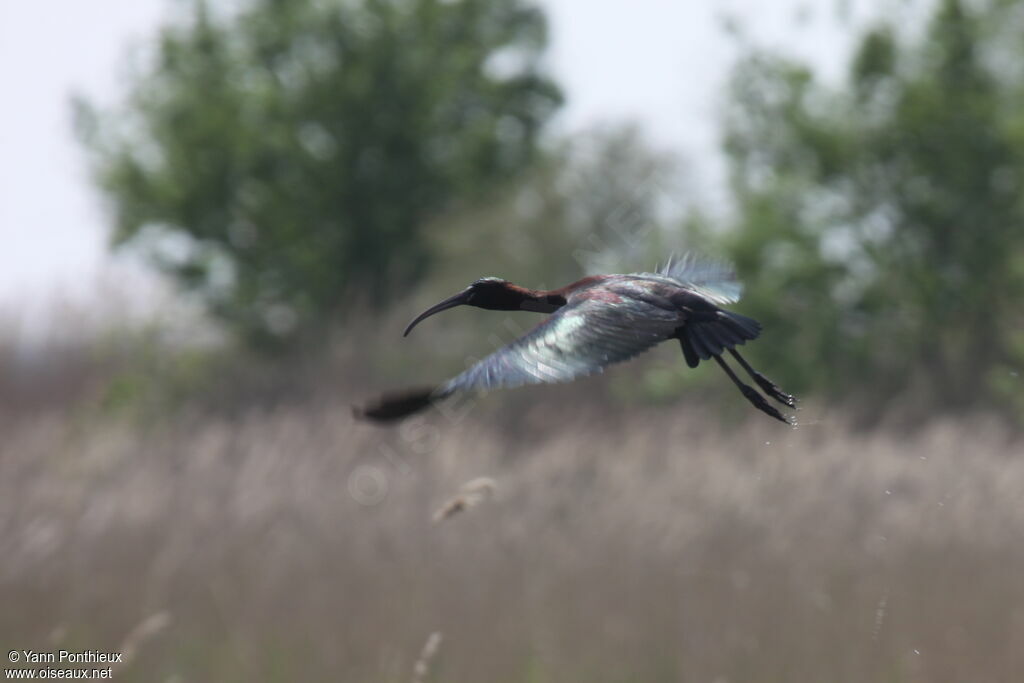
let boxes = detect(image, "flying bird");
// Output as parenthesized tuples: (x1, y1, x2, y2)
(356, 255, 795, 424)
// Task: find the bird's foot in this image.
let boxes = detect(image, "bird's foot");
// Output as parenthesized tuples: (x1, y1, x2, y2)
(741, 385, 792, 424)
(750, 370, 796, 408)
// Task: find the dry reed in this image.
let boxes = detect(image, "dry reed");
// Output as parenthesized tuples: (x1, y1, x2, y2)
(411, 631, 443, 683)
(1, 393, 1022, 682)
(432, 477, 496, 522)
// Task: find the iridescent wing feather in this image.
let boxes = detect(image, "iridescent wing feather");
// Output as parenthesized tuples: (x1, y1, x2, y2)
(436, 291, 681, 396)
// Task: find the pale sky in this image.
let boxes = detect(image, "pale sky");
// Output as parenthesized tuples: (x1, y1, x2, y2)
(0, 0, 897, 331)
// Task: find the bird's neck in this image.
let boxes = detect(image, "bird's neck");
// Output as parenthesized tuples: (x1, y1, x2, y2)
(490, 284, 565, 313)
(519, 294, 562, 313)
(516, 275, 607, 311)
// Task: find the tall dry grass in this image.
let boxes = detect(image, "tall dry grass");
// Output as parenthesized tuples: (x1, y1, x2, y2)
(1, 384, 1022, 682)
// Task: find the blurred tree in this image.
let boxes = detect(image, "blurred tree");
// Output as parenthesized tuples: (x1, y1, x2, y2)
(718, 0, 1024, 413)
(76, 0, 561, 349)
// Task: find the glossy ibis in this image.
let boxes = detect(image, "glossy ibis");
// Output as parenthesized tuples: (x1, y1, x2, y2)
(356, 255, 795, 424)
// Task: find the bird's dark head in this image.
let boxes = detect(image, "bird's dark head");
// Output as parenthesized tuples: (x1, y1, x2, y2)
(403, 277, 537, 336)
(466, 277, 522, 305)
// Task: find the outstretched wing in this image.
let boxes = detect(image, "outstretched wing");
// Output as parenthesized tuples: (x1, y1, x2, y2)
(651, 253, 742, 305)
(437, 290, 682, 395)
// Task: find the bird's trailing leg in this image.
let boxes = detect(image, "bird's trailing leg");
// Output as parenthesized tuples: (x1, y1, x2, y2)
(712, 355, 792, 424)
(727, 349, 795, 407)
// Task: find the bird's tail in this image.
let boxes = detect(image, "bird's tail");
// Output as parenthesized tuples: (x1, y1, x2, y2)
(680, 310, 762, 368)
(353, 386, 446, 423)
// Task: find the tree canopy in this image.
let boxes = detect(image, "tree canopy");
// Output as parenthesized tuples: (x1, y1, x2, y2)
(718, 0, 1024, 413)
(77, 0, 562, 348)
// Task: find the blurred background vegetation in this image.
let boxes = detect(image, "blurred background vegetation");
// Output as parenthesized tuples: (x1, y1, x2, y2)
(716, 0, 1024, 415)
(70, 0, 1024, 420)
(4, 0, 1024, 681)
(75, 0, 563, 349)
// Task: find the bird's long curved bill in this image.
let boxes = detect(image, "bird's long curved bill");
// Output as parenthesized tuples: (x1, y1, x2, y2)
(403, 289, 471, 337)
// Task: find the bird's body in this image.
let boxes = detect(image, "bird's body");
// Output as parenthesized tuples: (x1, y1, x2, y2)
(357, 255, 795, 424)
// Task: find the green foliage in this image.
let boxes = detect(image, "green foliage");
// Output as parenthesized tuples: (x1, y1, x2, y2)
(76, 0, 561, 349)
(719, 0, 1024, 411)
